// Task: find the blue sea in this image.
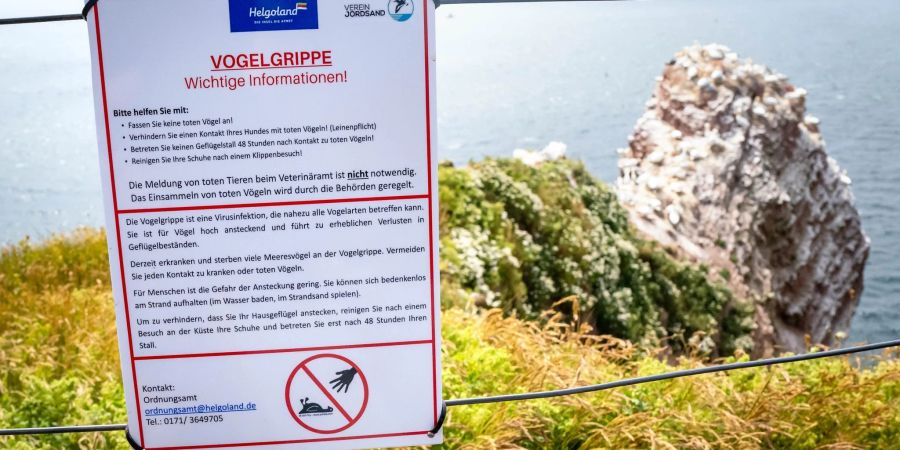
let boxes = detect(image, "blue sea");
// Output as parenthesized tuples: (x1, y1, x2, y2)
(1, 0, 897, 344)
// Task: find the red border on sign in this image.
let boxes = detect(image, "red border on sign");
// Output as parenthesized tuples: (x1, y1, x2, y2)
(91, 5, 146, 446)
(285, 354, 369, 434)
(152, 430, 431, 450)
(117, 194, 429, 215)
(92, 3, 439, 449)
(133, 338, 433, 361)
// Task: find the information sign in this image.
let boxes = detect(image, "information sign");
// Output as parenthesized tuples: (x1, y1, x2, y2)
(86, 1, 441, 448)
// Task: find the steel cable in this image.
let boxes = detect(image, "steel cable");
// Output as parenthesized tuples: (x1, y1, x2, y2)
(0, 338, 897, 436)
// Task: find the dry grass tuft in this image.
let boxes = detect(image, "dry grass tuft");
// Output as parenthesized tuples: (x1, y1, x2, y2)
(435, 308, 899, 450)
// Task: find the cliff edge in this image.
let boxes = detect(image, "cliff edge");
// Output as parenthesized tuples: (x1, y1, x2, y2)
(617, 44, 870, 355)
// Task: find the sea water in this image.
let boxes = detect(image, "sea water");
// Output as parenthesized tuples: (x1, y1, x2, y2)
(0, 0, 896, 344)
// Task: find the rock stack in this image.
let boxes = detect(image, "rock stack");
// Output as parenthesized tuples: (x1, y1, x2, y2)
(616, 44, 870, 355)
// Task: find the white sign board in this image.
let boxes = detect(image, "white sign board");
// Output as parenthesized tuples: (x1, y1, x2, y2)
(86, 1, 441, 448)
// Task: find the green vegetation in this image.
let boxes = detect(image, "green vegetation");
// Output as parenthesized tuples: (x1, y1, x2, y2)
(439, 158, 752, 355)
(0, 230, 898, 449)
(0, 230, 125, 450)
(1, 159, 897, 449)
(442, 309, 899, 450)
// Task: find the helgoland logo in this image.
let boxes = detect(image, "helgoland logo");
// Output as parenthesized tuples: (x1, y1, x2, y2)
(388, 0, 413, 22)
(229, 0, 319, 32)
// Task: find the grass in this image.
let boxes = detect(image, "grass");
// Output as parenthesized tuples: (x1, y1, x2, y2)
(0, 230, 124, 449)
(1, 230, 897, 449)
(441, 309, 899, 449)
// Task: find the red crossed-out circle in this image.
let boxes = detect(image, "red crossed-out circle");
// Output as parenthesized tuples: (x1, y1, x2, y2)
(284, 353, 369, 434)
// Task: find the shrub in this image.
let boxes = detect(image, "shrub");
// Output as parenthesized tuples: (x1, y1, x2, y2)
(439, 158, 753, 355)
(0, 230, 126, 449)
(436, 309, 899, 450)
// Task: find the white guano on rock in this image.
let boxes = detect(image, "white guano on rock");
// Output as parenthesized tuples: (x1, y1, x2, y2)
(616, 43, 870, 356)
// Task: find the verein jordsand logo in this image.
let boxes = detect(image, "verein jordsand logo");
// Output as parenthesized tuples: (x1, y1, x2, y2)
(388, 0, 414, 22)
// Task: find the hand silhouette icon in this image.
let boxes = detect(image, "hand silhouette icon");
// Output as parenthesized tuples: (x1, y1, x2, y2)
(330, 367, 358, 393)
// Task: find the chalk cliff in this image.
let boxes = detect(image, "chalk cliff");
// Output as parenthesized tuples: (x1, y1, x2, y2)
(616, 44, 870, 355)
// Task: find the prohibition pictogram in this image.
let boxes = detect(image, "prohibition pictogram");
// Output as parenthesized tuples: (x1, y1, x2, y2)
(284, 353, 369, 434)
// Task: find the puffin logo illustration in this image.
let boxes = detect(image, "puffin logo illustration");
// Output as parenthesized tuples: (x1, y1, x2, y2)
(388, 0, 414, 22)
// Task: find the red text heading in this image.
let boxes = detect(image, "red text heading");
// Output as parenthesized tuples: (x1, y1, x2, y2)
(210, 51, 333, 71)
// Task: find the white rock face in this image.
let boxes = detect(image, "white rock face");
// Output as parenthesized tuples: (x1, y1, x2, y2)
(513, 141, 568, 166)
(616, 44, 870, 356)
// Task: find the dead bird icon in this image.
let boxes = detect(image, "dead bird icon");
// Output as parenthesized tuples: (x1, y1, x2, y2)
(297, 397, 333, 415)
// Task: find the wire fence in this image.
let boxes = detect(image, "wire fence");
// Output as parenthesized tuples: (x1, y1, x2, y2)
(0, 0, 622, 26)
(0, 338, 898, 437)
(0, 0, 898, 444)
